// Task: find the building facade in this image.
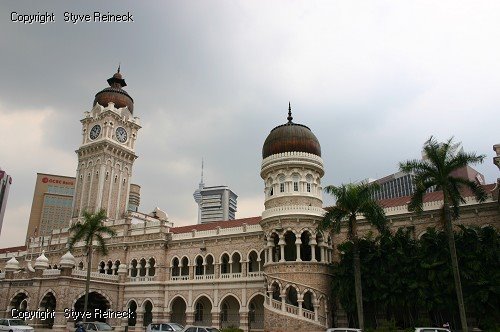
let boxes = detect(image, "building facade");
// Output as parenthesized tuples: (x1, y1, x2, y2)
(25, 174, 75, 244)
(0, 72, 498, 332)
(0, 168, 13, 235)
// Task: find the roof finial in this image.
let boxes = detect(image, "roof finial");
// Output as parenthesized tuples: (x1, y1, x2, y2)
(117, 63, 121, 73)
(287, 101, 293, 123)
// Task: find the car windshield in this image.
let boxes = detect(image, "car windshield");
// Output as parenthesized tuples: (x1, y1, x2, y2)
(150, 324, 161, 330)
(206, 329, 220, 332)
(94, 322, 113, 331)
(9, 320, 27, 326)
(170, 323, 183, 331)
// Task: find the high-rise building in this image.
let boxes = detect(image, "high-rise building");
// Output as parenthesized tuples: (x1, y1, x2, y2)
(193, 161, 238, 223)
(25, 173, 75, 243)
(0, 168, 13, 235)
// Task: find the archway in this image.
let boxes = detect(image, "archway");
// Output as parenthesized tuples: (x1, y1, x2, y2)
(248, 294, 264, 331)
(128, 301, 137, 326)
(220, 295, 240, 329)
(284, 231, 296, 261)
(74, 292, 110, 322)
(300, 231, 312, 261)
(170, 297, 187, 326)
(143, 300, 153, 327)
(193, 296, 212, 326)
(10, 292, 28, 311)
(39, 292, 56, 328)
(285, 286, 298, 307)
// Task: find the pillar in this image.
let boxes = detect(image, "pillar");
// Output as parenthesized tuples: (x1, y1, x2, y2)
(295, 240, 302, 262)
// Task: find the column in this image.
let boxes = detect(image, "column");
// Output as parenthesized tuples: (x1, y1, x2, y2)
(267, 290, 273, 305)
(145, 262, 150, 277)
(240, 311, 249, 332)
(295, 239, 302, 262)
(242, 260, 247, 277)
(297, 299, 304, 318)
(185, 311, 195, 325)
(280, 295, 286, 311)
(314, 304, 319, 321)
(279, 238, 285, 262)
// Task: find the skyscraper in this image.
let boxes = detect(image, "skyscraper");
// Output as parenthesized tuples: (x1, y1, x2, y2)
(0, 167, 13, 235)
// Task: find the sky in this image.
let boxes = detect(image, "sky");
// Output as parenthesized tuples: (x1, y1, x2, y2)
(0, 1, 499, 248)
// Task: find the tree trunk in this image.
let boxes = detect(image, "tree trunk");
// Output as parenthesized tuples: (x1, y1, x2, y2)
(443, 193, 468, 332)
(353, 238, 364, 330)
(83, 243, 92, 323)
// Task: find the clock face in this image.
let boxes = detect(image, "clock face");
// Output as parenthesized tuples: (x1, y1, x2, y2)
(89, 125, 101, 140)
(116, 127, 128, 143)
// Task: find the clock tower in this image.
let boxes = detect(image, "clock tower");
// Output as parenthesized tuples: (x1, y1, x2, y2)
(72, 67, 141, 221)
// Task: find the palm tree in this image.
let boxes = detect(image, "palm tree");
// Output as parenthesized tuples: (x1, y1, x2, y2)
(399, 136, 487, 332)
(321, 181, 387, 329)
(68, 209, 116, 322)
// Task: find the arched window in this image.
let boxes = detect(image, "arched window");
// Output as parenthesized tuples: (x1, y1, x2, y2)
(279, 175, 285, 193)
(106, 260, 113, 274)
(205, 255, 214, 275)
(195, 256, 204, 276)
(306, 174, 313, 193)
(300, 231, 312, 261)
(139, 258, 147, 276)
(99, 261, 105, 273)
(130, 259, 138, 277)
(231, 252, 241, 274)
(114, 260, 121, 275)
(180, 257, 189, 276)
(286, 286, 298, 307)
(292, 173, 300, 192)
(78, 261, 84, 270)
(284, 231, 296, 261)
(171, 258, 180, 277)
(148, 258, 156, 276)
(221, 254, 230, 274)
(195, 302, 204, 322)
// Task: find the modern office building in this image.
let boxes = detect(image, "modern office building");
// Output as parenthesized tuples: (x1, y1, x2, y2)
(371, 166, 485, 201)
(0, 168, 13, 235)
(193, 162, 238, 224)
(25, 173, 76, 243)
(194, 183, 238, 223)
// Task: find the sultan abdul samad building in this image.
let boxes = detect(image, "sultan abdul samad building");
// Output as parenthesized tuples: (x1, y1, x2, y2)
(0, 69, 499, 332)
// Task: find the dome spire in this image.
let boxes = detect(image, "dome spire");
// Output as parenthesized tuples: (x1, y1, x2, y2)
(117, 63, 121, 73)
(287, 102, 293, 123)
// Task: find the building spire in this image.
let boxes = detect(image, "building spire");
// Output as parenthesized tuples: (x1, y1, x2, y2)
(287, 101, 293, 123)
(201, 158, 204, 186)
(117, 63, 121, 73)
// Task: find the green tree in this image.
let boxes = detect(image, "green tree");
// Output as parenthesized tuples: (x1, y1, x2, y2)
(68, 209, 116, 321)
(399, 137, 487, 332)
(321, 182, 387, 329)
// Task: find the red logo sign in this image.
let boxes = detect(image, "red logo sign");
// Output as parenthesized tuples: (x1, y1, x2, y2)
(41, 177, 74, 186)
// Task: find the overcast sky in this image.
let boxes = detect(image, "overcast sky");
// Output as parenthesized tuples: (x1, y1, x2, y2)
(0, 1, 499, 248)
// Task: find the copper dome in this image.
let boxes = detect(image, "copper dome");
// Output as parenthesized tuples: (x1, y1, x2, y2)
(262, 105, 321, 159)
(93, 67, 134, 113)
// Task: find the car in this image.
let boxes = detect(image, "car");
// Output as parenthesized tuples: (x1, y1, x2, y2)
(326, 329, 362, 332)
(415, 328, 451, 332)
(0, 319, 34, 332)
(181, 326, 220, 332)
(147, 323, 184, 332)
(81, 321, 114, 331)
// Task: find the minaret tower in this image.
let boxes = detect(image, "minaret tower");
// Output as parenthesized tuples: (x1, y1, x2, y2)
(72, 67, 141, 220)
(260, 103, 332, 331)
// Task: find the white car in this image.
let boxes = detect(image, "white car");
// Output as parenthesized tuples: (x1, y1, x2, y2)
(326, 329, 362, 332)
(147, 323, 184, 332)
(0, 319, 34, 332)
(181, 326, 220, 332)
(415, 328, 451, 332)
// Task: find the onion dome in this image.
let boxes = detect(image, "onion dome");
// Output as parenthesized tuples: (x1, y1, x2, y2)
(59, 251, 76, 269)
(262, 103, 321, 159)
(34, 250, 49, 270)
(93, 65, 134, 113)
(5, 256, 20, 271)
